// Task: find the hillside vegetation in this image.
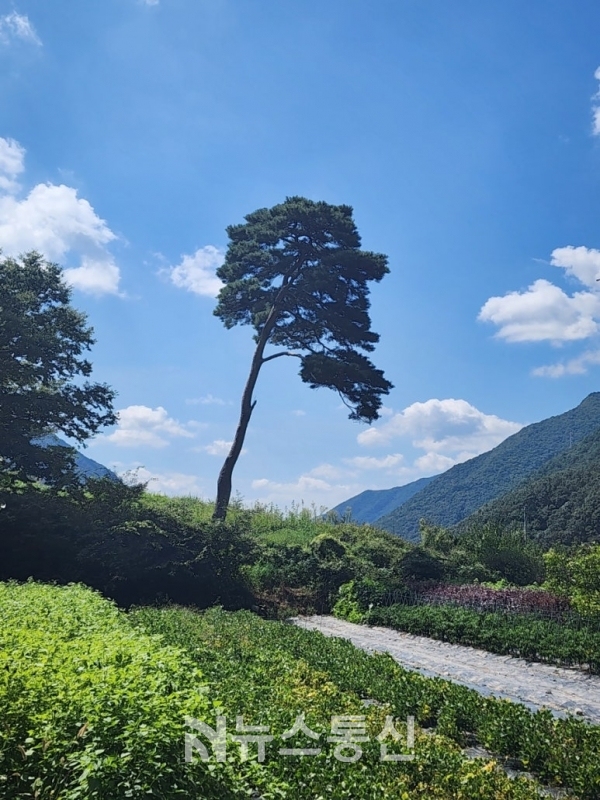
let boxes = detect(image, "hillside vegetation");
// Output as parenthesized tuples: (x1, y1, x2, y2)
(458, 426, 600, 545)
(374, 392, 600, 541)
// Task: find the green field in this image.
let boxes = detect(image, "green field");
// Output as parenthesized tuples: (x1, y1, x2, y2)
(3, 581, 600, 799)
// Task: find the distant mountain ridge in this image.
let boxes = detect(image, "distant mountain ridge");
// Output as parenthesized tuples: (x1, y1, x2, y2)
(373, 392, 600, 542)
(457, 424, 600, 545)
(328, 475, 436, 524)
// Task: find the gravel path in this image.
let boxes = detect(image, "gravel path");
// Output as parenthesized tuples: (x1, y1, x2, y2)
(293, 615, 600, 724)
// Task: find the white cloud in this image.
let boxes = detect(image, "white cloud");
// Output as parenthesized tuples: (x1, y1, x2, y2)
(292, 409, 306, 416)
(252, 399, 523, 509)
(413, 452, 458, 474)
(358, 398, 522, 462)
(551, 245, 600, 288)
(104, 405, 196, 448)
(0, 138, 121, 295)
(202, 439, 233, 456)
(309, 463, 345, 480)
(251, 469, 356, 510)
(63, 256, 120, 295)
(198, 439, 247, 456)
(186, 394, 227, 406)
(166, 246, 224, 297)
(593, 67, 600, 136)
(344, 453, 404, 470)
(0, 137, 25, 193)
(478, 279, 600, 344)
(532, 349, 600, 378)
(140, 0, 160, 6)
(0, 12, 41, 46)
(121, 466, 204, 497)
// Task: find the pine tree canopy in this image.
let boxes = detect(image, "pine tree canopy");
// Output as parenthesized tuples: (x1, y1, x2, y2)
(214, 196, 393, 423)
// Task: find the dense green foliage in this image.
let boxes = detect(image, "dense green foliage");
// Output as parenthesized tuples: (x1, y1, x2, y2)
(352, 602, 600, 672)
(420, 523, 546, 585)
(247, 516, 409, 613)
(327, 475, 435, 524)
(0, 253, 116, 489)
(459, 427, 600, 545)
(544, 544, 600, 615)
(132, 605, 599, 799)
(214, 196, 393, 425)
(0, 483, 255, 608)
(375, 392, 600, 541)
(0, 583, 260, 799)
(0, 485, 414, 611)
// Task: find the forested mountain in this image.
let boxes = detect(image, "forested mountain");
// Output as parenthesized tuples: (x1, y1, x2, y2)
(374, 392, 600, 542)
(457, 425, 600, 545)
(328, 475, 435, 524)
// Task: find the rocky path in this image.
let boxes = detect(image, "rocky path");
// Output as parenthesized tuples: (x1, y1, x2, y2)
(293, 615, 600, 724)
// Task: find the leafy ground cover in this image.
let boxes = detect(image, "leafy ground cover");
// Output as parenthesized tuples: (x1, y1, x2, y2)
(131, 605, 600, 800)
(355, 603, 600, 674)
(0, 582, 263, 799)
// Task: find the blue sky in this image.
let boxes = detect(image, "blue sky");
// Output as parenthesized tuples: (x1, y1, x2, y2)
(3, 0, 600, 509)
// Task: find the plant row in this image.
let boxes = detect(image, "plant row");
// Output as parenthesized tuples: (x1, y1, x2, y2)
(414, 583, 571, 615)
(131, 606, 600, 800)
(359, 602, 600, 673)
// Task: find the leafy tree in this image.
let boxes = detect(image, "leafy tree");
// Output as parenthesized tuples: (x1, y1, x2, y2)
(0, 252, 116, 488)
(212, 197, 393, 520)
(544, 543, 600, 615)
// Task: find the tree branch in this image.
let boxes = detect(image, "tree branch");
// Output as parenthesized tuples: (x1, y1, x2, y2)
(261, 351, 303, 364)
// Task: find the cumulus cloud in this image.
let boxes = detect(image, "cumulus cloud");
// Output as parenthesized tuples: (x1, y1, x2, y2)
(166, 246, 224, 297)
(0, 137, 121, 294)
(478, 279, 600, 344)
(532, 349, 600, 378)
(358, 398, 522, 465)
(103, 405, 196, 448)
(0, 12, 41, 46)
(62, 256, 120, 295)
(248, 398, 524, 508)
(121, 466, 204, 496)
(551, 246, 600, 288)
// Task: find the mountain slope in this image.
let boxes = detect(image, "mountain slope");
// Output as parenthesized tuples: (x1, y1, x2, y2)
(39, 435, 118, 481)
(374, 392, 600, 542)
(457, 425, 600, 545)
(328, 475, 436, 524)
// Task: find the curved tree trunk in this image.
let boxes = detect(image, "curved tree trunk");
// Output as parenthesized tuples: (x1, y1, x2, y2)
(212, 344, 263, 521)
(213, 294, 292, 520)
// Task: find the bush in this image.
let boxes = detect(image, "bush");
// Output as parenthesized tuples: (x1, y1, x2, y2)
(0, 482, 255, 608)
